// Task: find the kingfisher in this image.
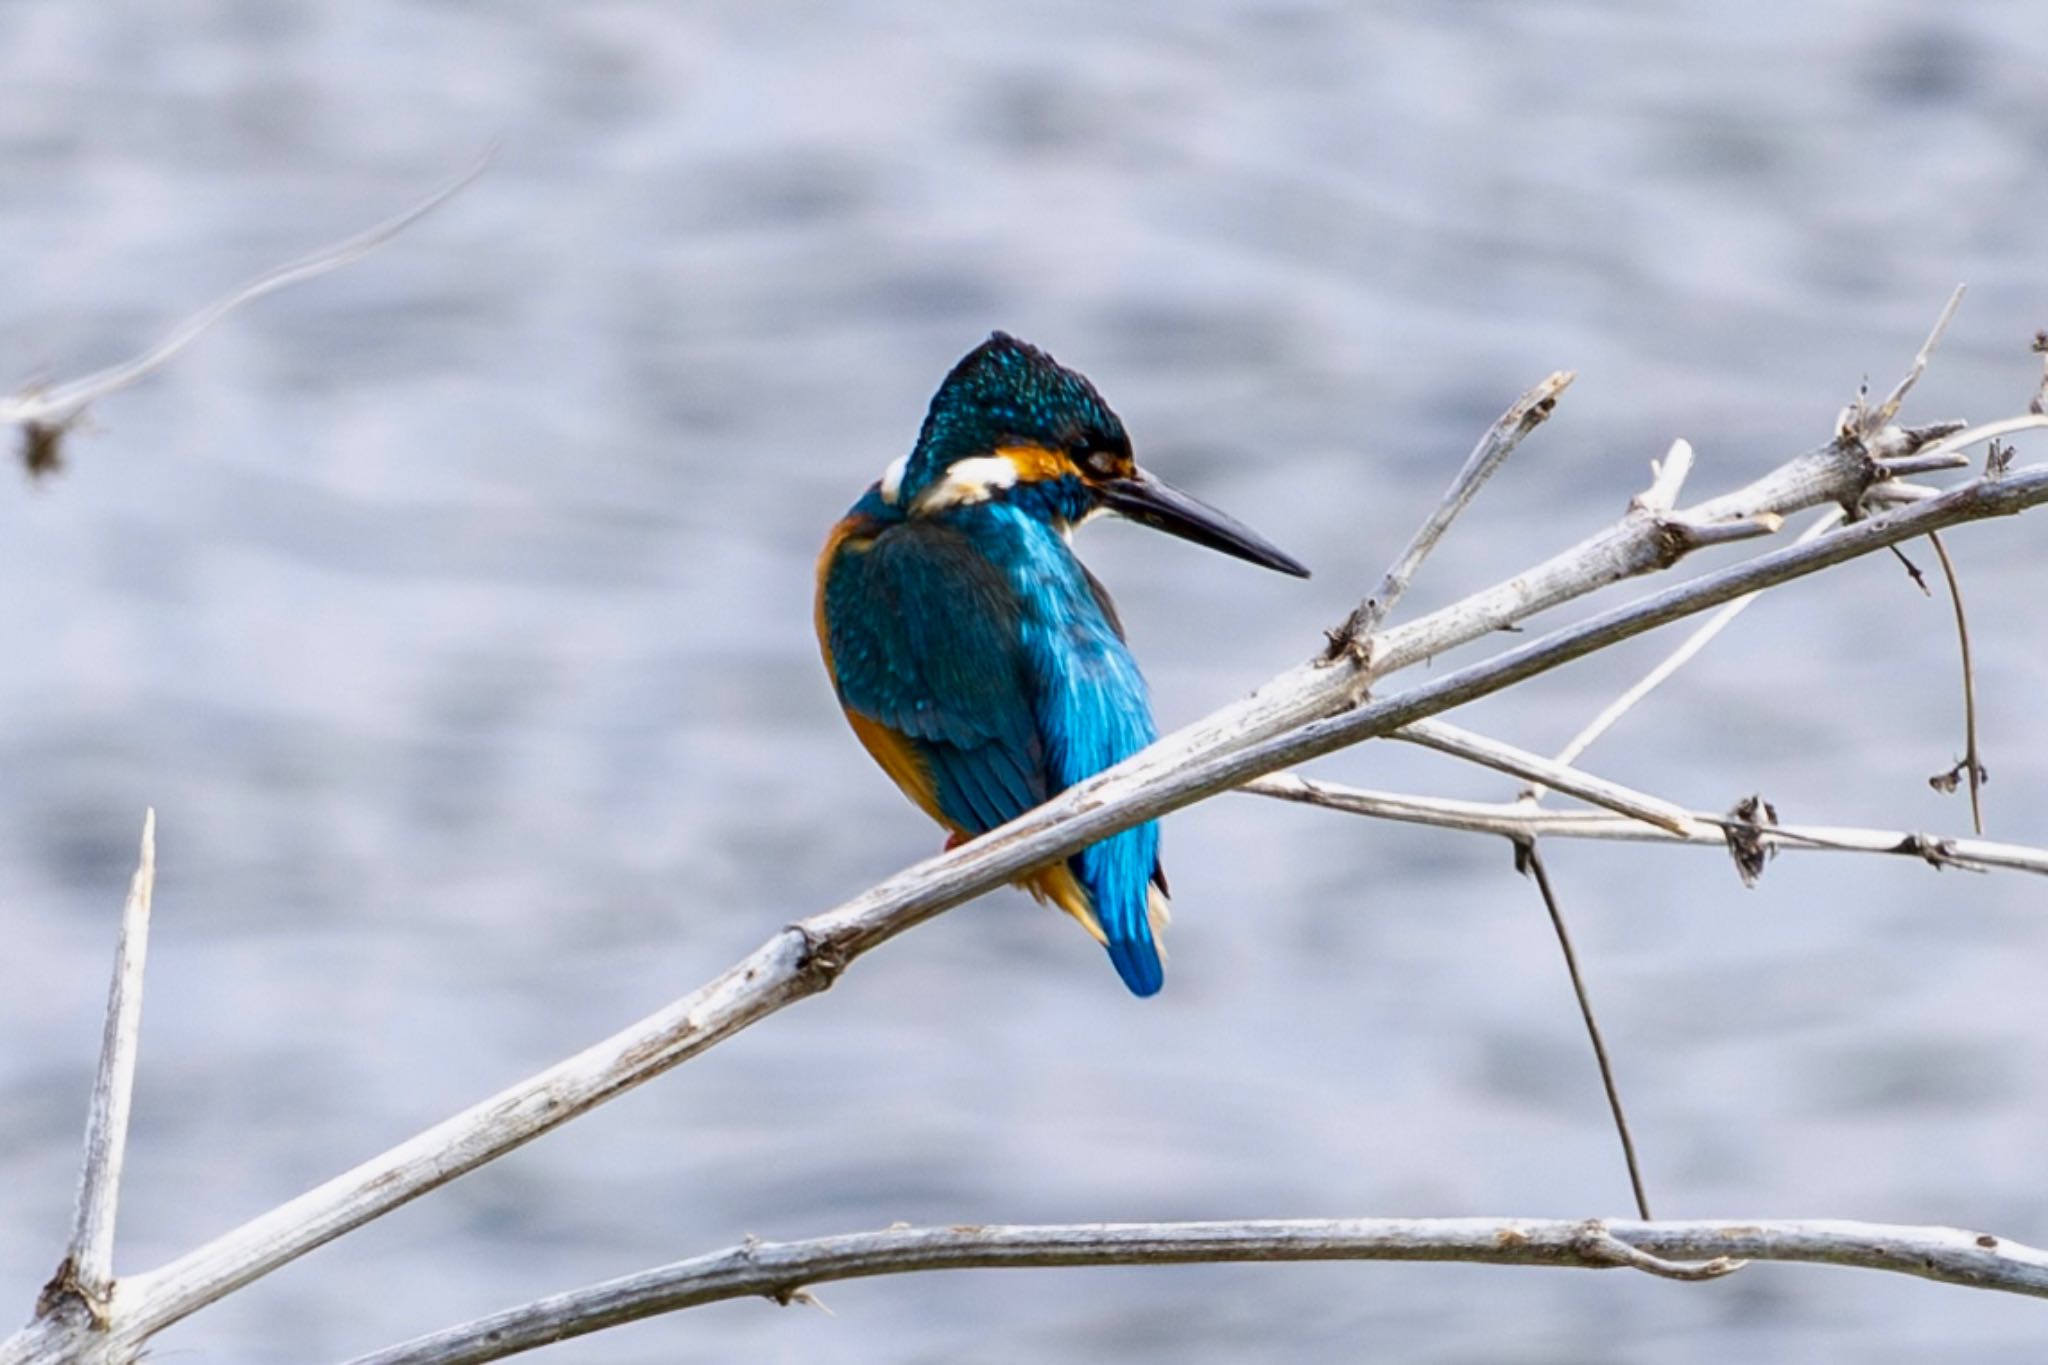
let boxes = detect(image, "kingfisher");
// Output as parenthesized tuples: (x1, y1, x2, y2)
(815, 333, 1308, 996)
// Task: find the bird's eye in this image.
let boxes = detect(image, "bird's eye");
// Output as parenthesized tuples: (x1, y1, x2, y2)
(1083, 449, 1119, 478)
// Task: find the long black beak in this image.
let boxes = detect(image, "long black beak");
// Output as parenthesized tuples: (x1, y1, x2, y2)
(1099, 468, 1310, 578)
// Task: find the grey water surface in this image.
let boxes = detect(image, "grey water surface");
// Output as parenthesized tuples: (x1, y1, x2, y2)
(4, 3, 2048, 1361)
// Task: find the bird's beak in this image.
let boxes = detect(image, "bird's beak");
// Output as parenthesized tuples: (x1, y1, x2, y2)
(1098, 467, 1311, 578)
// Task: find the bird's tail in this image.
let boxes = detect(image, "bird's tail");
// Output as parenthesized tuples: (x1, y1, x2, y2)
(1025, 826, 1169, 997)
(1102, 878, 1170, 997)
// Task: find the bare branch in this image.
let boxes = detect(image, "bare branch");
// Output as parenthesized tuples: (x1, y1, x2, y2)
(0, 150, 492, 439)
(35, 811, 156, 1329)
(1516, 843, 1653, 1221)
(1897, 414, 2048, 471)
(1327, 370, 1574, 656)
(2030, 329, 2047, 416)
(1531, 509, 1844, 792)
(1868, 283, 1966, 431)
(1396, 718, 1695, 835)
(341, 1217, 2042, 1364)
(1667, 512, 1784, 548)
(1876, 448, 1973, 478)
(1866, 480, 1946, 509)
(1632, 439, 1695, 514)
(9, 451, 2046, 1365)
(7, 333, 2045, 1363)
(1926, 531, 1987, 832)
(1243, 776, 2048, 876)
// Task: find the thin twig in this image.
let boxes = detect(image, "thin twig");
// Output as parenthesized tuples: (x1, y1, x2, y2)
(1243, 776, 2047, 875)
(1876, 449, 1973, 478)
(1893, 414, 2048, 470)
(341, 1216, 2042, 1365)
(1633, 439, 1694, 513)
(0, 149, 493, 434)
(1926, 531, 1986, 833)
(1396, 718, 1694, 835)
(1515, 842, 1652, 1221)
(1507, 455, 1840, 1240)
(1327, 371, 1574, 656)
(1534, 509, 1845, 790)
(1868, 284, 1966, 431)
(35, 810, 156, 1328)
(2030, 330, 2047, 417)
(1889, 543, 1931, 595)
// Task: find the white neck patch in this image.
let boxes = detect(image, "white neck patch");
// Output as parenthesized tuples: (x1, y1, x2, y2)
(878, 453, 910, 505)
(912, 455, 1019, 512)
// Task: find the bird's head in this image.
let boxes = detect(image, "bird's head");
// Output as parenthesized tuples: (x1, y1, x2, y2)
(881, 332, 1309, 577)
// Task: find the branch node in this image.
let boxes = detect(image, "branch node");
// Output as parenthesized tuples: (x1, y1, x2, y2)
(791, 925, 852, 992)
(33, 1254, 110, 1329)
(1894, 832, 1964, 871)
(1572, 1220, 1744, 1282)
(1722, 794, 1779, 887)
(1319, 613, 1377, 671)
(767, 1285, 832, 1314)
(1928, 758, 1990, 796)
(22, 415, 83, 481)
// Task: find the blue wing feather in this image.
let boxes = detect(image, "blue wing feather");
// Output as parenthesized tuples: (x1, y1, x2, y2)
(1027, 608, 1162, 995)
(825, 518, 1049, 835)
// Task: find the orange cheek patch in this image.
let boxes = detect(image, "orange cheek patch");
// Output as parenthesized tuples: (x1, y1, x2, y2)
(993, 443, 1081, 484)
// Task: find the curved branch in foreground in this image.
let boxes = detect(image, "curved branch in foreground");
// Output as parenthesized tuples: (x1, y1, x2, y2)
(346, 1217, 2047, 1365)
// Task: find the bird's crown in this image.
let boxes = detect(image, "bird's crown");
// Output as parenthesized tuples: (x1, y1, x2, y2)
(893, 332, 1130, 506)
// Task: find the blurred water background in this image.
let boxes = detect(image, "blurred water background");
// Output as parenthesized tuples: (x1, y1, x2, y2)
(3, 2, 2048, 1361)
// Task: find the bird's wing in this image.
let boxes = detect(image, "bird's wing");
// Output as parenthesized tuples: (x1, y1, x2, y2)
(822, 519, 1051, 835)
(1076, 563, 1168, 893)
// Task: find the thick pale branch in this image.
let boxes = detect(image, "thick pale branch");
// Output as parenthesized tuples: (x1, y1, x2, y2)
(11, 449, 2048, 1365)
(344, 1216, 2046, 1365)
(33, 811, 156, 1331)
(7, 346, 2043, 1362)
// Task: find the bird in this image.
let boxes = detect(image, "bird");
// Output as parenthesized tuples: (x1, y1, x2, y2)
(815, 333, 1308, 996)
